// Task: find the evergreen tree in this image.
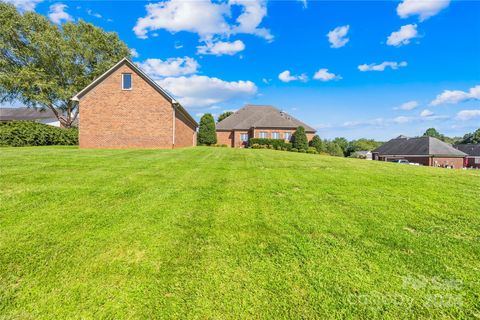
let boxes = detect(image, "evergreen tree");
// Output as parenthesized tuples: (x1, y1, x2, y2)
(309, 135, 324, 153)
(326, 142, 344, 157)
(292, 126, 308, 150)
(197, 114, 217, 145)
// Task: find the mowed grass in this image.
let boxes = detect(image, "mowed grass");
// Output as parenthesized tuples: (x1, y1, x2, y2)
(0, 147, 479, 319)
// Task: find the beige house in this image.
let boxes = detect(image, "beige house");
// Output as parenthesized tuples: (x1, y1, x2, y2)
(216, 105, 316, 147)
(72, 58, 197, 149)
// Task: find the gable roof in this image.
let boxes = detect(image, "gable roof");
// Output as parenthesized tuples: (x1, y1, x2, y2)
(71, 58, 197, 127)
(0, 107, 57, 121)
(373, 136, 467, 157)
(216, 105, 316, 132)
(455, 144, 480, 156)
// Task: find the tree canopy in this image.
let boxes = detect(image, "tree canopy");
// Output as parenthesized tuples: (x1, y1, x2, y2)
(292, 126, 308, 150)
(197, 114, 217, 145)
(217, 111, 234, 123)
(0, 3, 131, 127)
(423, 128, 441, 139)
(309, 135, 325, 153)
(460, 128, 480, 144)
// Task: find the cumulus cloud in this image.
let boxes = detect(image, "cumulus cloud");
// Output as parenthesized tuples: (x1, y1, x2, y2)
(395, 101, 419, 110)
(387, 24, 418, 47)
(197, 40, 245, 56)
(130, 48, 139, 58)
(358, 61, 407, 72)
(4, 0, 43, 11)
(327, 25, 350, 48)
(456, 110, 480, 121)
(48, 3, 73, 25)
(156, 75, 257, 108)
(397, 0, 450, 21)
(420, 109, 434, 117)
(430, 85, 480, 106)
(278, 70, 308, 83)
(313, 68, 342, 81)
(133, 0, 272, 41)
(137, 57, 199, 77)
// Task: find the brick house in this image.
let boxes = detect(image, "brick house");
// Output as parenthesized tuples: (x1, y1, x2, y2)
(372, 135, 467, 168)
(454, 144, 480, 168)
(216, 105, 316, 147)
(72, 58, 197, 149)
(0, 107, 63, 127)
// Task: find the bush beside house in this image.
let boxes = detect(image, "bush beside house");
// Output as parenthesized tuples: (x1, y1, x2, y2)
(0, 121, 78, 146)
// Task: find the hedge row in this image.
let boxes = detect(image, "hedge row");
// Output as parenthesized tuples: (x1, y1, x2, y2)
(248, 138, 292, 149)
(0, 121, 78, 147)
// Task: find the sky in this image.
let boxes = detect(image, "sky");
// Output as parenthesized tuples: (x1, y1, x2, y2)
(5, 0, 480, 140)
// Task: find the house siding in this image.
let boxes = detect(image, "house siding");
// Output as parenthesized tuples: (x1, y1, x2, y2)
(174, 109, 196, 148)
(80, 64, 183, 149)
(217, 131, 234, 147)
(378, 155, 465, 168)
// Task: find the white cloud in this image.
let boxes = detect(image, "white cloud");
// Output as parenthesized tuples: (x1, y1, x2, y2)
(430, 85, 480, 106)
(397, 0, 450, 21)
(86, 8, 102, 18)
(393, 116, 413, 124)
(174, 42, 183, 49)
(133, 0, 272, 41)
(197, 40, 245, 56)
(456, 110, 480, 121)
(420, 109, 434, 117)
(262, 78, 271, 84)
(4, 0, 43, 11)
(137, 57, 199, 78)
(278, 70, 308, 83)
(387, 24, 418, 47)
(48, 3, 73, 25)
(327, 25, 350, 48)
(313, 68, 342, 81)
(156, 75, 257, 108)
(358, 61, 407, 72)
(395, 101, 419, 110)
(298, 0, 307, 9)
(130, 48, 139, 58)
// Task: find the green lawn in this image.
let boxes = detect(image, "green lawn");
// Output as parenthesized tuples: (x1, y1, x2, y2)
(1, 147, 479, 319)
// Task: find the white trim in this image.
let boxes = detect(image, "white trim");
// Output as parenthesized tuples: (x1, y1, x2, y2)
(121, 73, 132, 90)
(172, 108, 176, 147)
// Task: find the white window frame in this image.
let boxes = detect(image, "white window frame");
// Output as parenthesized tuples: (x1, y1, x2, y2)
(284, 132, 291, 140)
(240, 133, 249, 142)
(259, 132, 268, 139)
(122, 73, 132, 90)
(272, 132, 279, 139)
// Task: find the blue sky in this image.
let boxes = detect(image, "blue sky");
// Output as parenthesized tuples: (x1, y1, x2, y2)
(7, 0, 480, 140)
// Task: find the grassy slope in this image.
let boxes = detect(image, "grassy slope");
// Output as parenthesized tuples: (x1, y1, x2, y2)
(0, 147, 479, 319)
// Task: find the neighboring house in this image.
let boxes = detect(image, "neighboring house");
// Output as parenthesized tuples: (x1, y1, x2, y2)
(71, 58, 197, 149)
(0, 107, 62, 127)
(352, 150, 372, 160)
(372, 135, 467, 168)
(216, 105, 316, 148)
(454, 144, 480, 168)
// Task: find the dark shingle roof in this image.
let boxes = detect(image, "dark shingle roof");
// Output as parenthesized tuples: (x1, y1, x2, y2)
(455, 144, 480, 156)
(373, 136, 467, 157)
(0, 108, 57, 121)
(216, 105, 316, 132)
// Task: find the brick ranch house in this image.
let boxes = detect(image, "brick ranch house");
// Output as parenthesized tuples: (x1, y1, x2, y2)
(372, 135, 467, 168)
(455, 144, 480, 168)
(216, 105, 316, 148)
(71, 58, 197, 149)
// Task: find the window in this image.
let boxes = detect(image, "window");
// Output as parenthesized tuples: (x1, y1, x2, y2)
(259, 132, 268, 138)
(284, 132, 291, 140)
(122, 73, 132, 90)
(272, 132, 279, 139)
(240, 133, 249, 142)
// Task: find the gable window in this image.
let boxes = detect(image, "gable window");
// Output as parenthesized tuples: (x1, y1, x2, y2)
(240, 133, 249, 142)
(122, 73, 132, 90)
(272, 132, 279, 139)
(259, 132, 268, 138)
(284, 132, 291, 140)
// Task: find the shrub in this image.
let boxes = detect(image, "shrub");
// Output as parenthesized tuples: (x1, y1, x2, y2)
(292, 126, 308, 151)
(248, 138, 291, 149)
(299, 149, 306, 153)
(197, 113, 217, 145)
(307, 147, 317, 154)
(291, 148, 298, 152)
(309, 135, 325, 153)
(0, 121, 78, 147)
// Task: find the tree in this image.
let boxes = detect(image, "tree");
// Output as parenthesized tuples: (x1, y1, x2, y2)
(332, 137, 348, 156)
(292, 126, 308, 150)
(326, 142, 344, 157)
(346, 138, 383, 156)
(423, 128, 441, 139)
(0, 3, 131, 127)
(217, 111, 233, 122)
(309, 135, 325, 153)
(197, 113, 217, 145)
(461, 128, 480, 144)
